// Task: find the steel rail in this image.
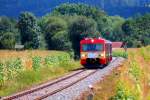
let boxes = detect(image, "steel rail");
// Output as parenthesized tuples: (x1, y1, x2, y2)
(3, 58, 118, 100)
(35, 58, 118, 100)
(3, 69, 86, 100)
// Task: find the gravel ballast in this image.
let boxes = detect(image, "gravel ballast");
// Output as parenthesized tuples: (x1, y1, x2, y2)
(44, 57, 125, 100)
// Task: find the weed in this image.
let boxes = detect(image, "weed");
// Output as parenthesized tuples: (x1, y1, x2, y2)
(110, 81, 138, 100)
(0, 62, 4, 86)
(129, 60, 143, 81)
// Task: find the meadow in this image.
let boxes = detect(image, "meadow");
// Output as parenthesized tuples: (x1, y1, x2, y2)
(0, 50, 80, 96)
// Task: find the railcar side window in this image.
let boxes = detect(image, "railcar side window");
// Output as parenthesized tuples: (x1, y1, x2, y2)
(82, 44, 103, 51)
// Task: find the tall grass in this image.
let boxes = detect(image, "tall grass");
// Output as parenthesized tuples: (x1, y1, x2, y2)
(140, 47, 150, 61)
(112, 51, 128, 59)
(110, 81, 138, 100)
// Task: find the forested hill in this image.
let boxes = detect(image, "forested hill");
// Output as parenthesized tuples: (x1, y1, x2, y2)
(1, 0, 150, 18)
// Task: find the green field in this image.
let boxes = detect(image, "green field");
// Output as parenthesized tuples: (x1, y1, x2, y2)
(0, 50, 80, 96)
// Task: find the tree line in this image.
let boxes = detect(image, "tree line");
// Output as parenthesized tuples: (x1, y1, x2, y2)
(0, 3, 150, 57)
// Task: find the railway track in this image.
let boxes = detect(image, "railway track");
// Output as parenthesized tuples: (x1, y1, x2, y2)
(3, 58, 118, 100)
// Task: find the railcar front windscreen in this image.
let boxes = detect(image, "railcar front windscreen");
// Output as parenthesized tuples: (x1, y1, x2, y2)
(82, 44, 103, 51)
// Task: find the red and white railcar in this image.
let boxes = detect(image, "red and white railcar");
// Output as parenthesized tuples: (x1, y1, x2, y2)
(80, 37, 112, 67)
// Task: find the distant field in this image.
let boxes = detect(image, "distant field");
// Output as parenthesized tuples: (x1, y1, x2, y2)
(0, 50, 66, 60)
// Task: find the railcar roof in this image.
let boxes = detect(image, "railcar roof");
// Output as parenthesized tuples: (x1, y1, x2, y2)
(80, 38, 112, 44)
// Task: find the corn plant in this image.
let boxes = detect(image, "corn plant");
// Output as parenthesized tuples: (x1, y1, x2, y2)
(58, 53, 70, 63)
(32, 56, 41, 70)
(44, 56, 58, 66)
(44, 53, 70, 67)
(5, 58, 23, 79)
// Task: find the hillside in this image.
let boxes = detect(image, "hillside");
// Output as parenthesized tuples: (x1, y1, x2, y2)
(0, 0, 150, 18)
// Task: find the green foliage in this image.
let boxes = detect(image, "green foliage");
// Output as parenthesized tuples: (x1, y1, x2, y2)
(41, 16, 71, 50)
(122, 13, 150, 47)
(32, 56, 42, 70)
(112, 51, 128, 59)
(102, 16, 125, 41)
(5, 58, 23, 79)
(0, 32, 16, 49)
(17, 70, 42, 85)
(0, 16, 12, 33)
(52, 3, 105, 19)
(0, 62, 4, 86)
(0, 16, 18, 49)
(0, 58, 23, 82)
(110, 81, 137, 100)
(51, 30, 72, 50)
(44, 53, 70, 67)
(140, 47, 150, 61)
(129, 60, 142, 81)
(0, 51, 81, 96)
(18, 12, 40, 49)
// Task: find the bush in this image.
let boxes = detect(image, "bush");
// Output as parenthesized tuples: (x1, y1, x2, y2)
(0, 32, 16, 49)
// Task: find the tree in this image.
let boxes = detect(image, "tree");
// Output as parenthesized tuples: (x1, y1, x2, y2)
(18, 12, 40, 49)
(52, 3, 106, 19)
(103, 16, 125, 41)
(122, 13, 150, 47)
(41, 16, 71, 50)
(0, 16, 12, 33)
(0, 32, 16, 49)
(69, 16, 99, 59)
(0, 16, 19, 49)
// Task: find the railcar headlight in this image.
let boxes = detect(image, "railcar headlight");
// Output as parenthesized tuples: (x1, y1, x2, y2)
(81, 54, 86, 58)
(101, 52, 105, 58)
(101, 53, 104, 57)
